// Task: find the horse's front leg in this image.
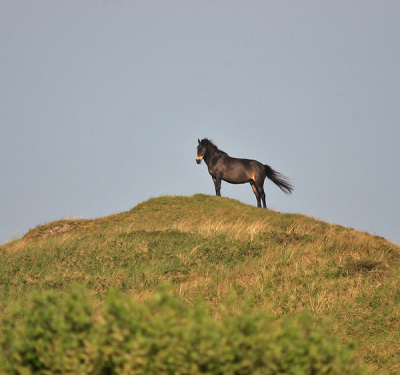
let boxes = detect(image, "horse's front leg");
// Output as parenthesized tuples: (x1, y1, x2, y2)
(212, 177, 221, 197)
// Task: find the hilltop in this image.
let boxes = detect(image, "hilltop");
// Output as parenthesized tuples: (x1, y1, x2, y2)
(0, 195, 399, 373)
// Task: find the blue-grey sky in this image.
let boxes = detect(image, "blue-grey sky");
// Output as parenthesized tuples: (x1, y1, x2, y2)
(1, 1, 399, 245)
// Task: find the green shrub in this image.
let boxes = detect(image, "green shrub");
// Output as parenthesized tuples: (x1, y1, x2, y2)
(1, 285, 367, 374)
(1, 284, 94, 374)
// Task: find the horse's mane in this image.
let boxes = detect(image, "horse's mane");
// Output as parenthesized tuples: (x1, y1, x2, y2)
(201, 138, 228, 156)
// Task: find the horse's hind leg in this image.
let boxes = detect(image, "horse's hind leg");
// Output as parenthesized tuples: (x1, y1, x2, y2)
(257, 181, 267, 208)
(250, 181, 261, 208)
(260, 187, 267, 208)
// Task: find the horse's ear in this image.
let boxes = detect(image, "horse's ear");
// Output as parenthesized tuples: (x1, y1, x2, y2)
(198, 139, 201, 144)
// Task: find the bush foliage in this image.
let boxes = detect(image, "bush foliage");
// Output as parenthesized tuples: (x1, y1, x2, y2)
(1, 285, 367, 374)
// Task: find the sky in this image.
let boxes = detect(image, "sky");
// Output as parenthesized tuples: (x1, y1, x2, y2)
(1, 1, 399, 246)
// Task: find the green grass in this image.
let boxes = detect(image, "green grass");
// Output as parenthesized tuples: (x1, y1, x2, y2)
(1, 194, 399, 373)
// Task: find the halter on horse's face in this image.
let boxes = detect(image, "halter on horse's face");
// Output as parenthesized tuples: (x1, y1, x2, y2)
(196, 139, 207, 164)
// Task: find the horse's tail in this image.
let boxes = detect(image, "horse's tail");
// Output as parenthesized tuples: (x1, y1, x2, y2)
(264, 165, 293, 194)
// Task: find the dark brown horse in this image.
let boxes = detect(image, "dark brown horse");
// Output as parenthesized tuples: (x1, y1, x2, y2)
(196, 138, 293, 208)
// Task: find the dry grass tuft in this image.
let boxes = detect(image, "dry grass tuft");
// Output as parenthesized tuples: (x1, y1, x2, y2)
(170, 217, 271, 241)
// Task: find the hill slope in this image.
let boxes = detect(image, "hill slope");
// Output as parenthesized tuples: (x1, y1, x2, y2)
(1, 194, 399, 373)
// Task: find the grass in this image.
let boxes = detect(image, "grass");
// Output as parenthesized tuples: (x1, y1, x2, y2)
(0, 194, 399, 373)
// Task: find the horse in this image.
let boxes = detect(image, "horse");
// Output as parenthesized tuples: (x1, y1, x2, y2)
(196, 138, 293, 208)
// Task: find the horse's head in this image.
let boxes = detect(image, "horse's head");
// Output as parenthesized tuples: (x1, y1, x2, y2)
(196, 138, 208, 164)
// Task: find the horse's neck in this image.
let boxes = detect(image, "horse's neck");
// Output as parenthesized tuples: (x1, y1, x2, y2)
(205, 145, 225, 164)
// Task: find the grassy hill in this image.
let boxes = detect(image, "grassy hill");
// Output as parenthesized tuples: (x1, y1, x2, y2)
(0, 194, 399, 373)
